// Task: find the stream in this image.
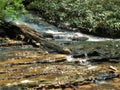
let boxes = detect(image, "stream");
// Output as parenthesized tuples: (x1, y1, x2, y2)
(0, 12, 120, 90)
(11, 13, 120, 42)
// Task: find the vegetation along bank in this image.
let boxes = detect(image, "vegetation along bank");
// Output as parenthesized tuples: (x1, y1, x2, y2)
(27, 0, 120, 38)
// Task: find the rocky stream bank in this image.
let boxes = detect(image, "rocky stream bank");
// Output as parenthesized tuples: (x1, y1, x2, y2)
(0, 13, 120, 90)
(0, 32, 120, 90)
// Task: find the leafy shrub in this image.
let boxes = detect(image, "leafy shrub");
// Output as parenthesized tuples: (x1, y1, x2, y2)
(28, 0, 120, 37)
(0, 0, 26, 22)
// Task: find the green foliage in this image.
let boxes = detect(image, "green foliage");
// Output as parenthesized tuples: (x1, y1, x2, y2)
(0, 0, 26, 22)
(28, 0, 120, 37)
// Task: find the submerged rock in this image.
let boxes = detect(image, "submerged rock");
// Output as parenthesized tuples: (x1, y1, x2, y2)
(43, 30, 89, 42)
(70, 36, 88, 41)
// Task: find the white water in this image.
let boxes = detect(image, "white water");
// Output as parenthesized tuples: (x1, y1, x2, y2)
(5, 13, 120, 42)
(66, 55, 73, 62)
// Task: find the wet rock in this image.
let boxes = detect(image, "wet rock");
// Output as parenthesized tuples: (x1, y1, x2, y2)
(43, 30, 89, 42)
(66, 41, 120, 61)
(88, 56, 120, 64)
(87, 50, 105, 57)
(94, 72, 117, 81)
(42, 32, 53, 38)
(1, 22, 71, 54)
(73, 50, 103, 58)
(0, 29, 6, 37)
(73, 53, 87, 58)
(70, 36, 88, 41)
(73, 50, 107, 58)
(109, 66, 118, 71)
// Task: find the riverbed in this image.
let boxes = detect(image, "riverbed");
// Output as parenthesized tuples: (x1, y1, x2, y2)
(0, 12, 120, 90)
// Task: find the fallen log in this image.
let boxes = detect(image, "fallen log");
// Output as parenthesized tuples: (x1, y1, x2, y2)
(0, 22, 70, 54)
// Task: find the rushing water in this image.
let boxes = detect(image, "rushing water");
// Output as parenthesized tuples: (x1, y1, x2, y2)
(5, 13, 120, 42)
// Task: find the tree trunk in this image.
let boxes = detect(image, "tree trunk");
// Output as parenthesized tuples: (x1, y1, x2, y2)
(1, 22, 70, 54)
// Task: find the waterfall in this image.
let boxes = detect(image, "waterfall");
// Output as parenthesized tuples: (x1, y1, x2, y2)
(84, 52, 88, 58)
(66, 55, 73, 62)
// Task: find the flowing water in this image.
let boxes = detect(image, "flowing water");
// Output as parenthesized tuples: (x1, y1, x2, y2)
(6, 13, 119, 42)
(1, 12, 120, 90)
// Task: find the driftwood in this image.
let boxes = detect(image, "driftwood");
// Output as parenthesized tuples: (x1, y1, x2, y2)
(1, 22, 70, 54)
